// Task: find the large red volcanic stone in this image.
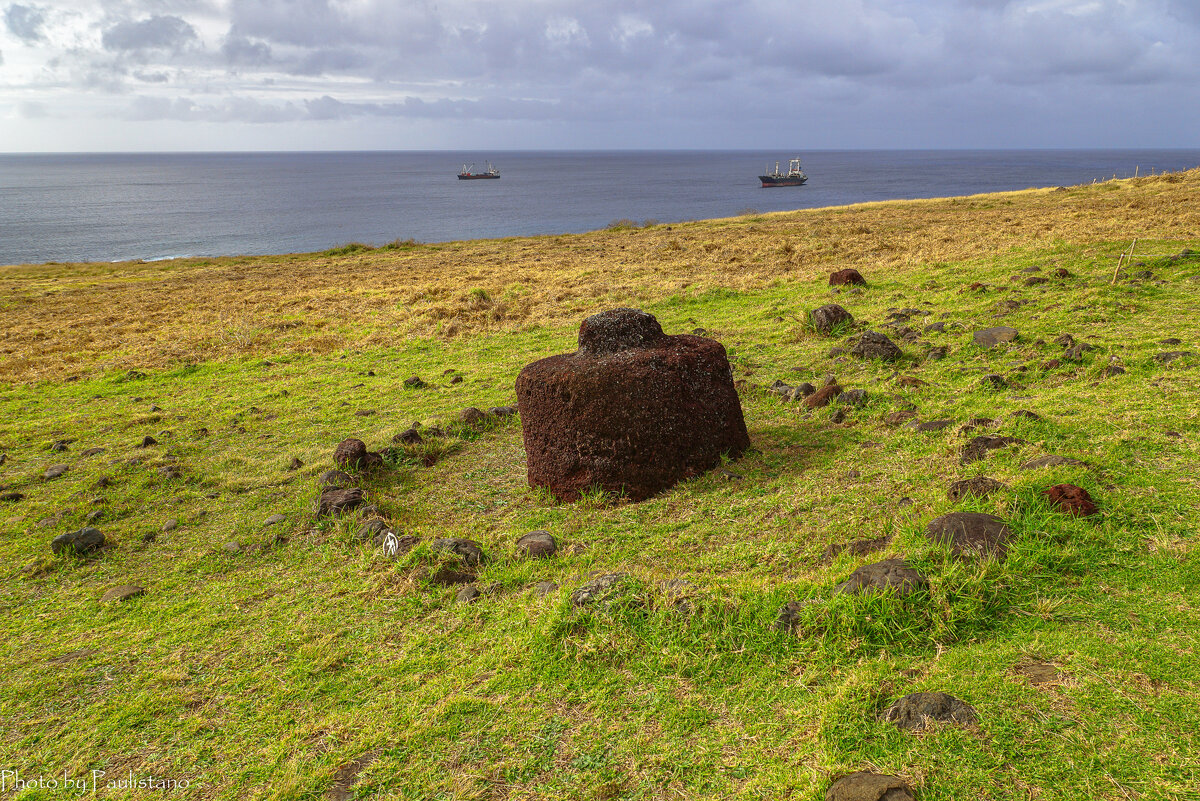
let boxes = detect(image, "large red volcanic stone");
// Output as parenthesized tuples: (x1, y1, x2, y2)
(515, 308, 751, 501)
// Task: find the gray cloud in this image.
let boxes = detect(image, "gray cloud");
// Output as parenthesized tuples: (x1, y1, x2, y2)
(102, 15, 198, 52)
(4, 3, 46, 41)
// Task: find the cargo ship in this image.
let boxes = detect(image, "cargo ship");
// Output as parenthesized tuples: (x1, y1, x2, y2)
(759, 158, 807, 187)
(458, 162, 500, 180)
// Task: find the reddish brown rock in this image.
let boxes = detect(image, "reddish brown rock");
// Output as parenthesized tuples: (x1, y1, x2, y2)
(826, 771, 914, 801)
(515, 308, 750, 502)
(829, 268, 867, 287)
(1045, 483, 1099, 516)
(805, 383, 844, 409)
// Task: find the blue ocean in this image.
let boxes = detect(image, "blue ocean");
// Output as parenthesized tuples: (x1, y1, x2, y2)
(2, 149, 1198, 265)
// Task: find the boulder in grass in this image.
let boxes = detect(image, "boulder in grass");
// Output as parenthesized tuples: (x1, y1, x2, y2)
(883, 692, 977, 731)
(805, 383, 843, 409)
(825, 772, 914, 801)
(850, 331, 902, 361)
(960, 435, 1025, 465)
(947, 476, 1007, 501)
(315, 487, 364, 518)
(973, 327, 1019, 348)
(810, 304, 854, 334)
(925, 511, 1013, 561)
(516, 530, 557, 559)
(1045, 483, 1099, 516)
(51, 527, 106, 556)
(829, 268, 867, 287)
(333, 438, 383, 471)
(516, 308, 750, 502)
(832, 558, 927, 597)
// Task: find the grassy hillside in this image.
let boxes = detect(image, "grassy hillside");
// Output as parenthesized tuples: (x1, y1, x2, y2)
(1, 171, 1199, 799)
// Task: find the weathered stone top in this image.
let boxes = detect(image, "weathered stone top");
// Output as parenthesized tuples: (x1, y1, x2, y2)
(577, 308, 666, 354)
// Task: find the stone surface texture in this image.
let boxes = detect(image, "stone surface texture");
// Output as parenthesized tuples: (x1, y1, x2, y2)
(516, 308, 750, 502)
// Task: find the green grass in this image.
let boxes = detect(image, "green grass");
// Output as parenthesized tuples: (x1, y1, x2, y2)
(1, 242, 1199, 799)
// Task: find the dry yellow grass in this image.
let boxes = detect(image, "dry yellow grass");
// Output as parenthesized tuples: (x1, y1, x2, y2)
(2, 170, 1197, 383)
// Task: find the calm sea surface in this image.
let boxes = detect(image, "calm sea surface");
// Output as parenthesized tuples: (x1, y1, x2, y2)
(2, 149, 1198, 265)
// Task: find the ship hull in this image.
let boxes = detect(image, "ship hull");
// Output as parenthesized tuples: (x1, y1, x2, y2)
(458, 174, 500, 180)
(759, 176, 807, 187)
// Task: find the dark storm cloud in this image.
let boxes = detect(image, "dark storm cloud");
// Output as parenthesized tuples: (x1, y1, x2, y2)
(4, 3, 46, 41)
(101, 15, 198, 52)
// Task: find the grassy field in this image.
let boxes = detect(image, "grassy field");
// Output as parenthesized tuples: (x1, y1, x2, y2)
(1, 171, 1199, 800)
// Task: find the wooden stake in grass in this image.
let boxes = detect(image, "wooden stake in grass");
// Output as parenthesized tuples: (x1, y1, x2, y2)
(1112, 238, 1137, 285)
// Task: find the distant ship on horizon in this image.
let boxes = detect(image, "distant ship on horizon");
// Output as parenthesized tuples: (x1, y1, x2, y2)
(458, 161, 501, 180)
(759, 158, 807, 187)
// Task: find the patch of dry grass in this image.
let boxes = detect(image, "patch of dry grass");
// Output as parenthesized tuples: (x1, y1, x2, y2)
(2, 170, 1198, 383)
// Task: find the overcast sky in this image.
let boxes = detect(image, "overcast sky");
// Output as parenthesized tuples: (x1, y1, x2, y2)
(1, 0, 1198, 152)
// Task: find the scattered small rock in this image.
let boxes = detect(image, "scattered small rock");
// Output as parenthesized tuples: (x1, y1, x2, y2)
(403, 376, 428, 389)
(570, 572, 640, 608)
(0, 492, 23, 503)
(262, 514, 287, 527)
(287, 457, 303, 470)
(883, 692, 978, 731)
(459, 407, 487, 426)
(333, 438, 383, 471)
(822, 535, 891, 562)
(926, 511, 1013, 560)
(80, 447, 105, 457)
(833, 558, 927, 597)
(222, 542, 242, 554)
(884, 410, 917, 426)
(319, 469, 354, 488)
(913, 419, 953, 433)
(162, 519, 178, 532)
(456, 584, 482, 604)
(980, 373, 1008, 390)
(138, 435, 157, 448)
(926, 345, 950, 360)
(1011, 409, 1042, 421)
(1045, 483, 1099, 516)
(805, 383, 843, 409)
(1154, 351, 1194, 363)
(393, 428, 423, 445)
(948, 477, 1007, 501)
(44, 464, 69, 480)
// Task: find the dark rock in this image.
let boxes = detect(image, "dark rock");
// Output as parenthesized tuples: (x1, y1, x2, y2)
(829, 268, 867, 287)
(1, 492, 23, 502)
(961, 435, 1025, 464)
(138, 435, 157, 448)
(805, 383, 843, 409)
(788, 382, 817, 401)
(1025, 276, 1048, 286)
(570, 572, 642, 608)
(487, 405, 518, 417)
(51, 527, 106, 556)
(811, 304, 854, 334)
(830, 408, 848, 424)
(926, 345, 949, 361)
(833, 558, 927, 597)
(948, 476, 1007, 501)
(80, 447, 105, 457)
(333, 438, 383, 471)
(319, 469, 354, 488)
(1045, 483, 1099, 516)
(403, 375, 427, 389)
(315, 487, 364, 518)
(883, 692, 978, 731)
(973, 327, 1019, 348)
(515, 308, 750, 502)
(157, 465, 181, 479)
(456, 584, 482, 604)
(1041, 358, 1062, 370)
(1161, 337, 1183, 346)
(895, 376, 928, 388)
(358, 518, 390, 541)
(262, 514, 287, 527)
(354, 409, 375, 417)
(393, 428, 423, 445)
(850, 331, 902, 361)
(838, 389, 868, 407)
(924, 321, 947, 333)
(884, 410, 917, 426)
(823, 534, 891, 562)
(449, 375, 463, 385)
(926, 511, 1013, 560)
(50, 440, 69, 453)
(1054, 333, 1076, 348)
(516, 530, 558, 558)
(1011, 409, 1042, 421)
(1102, 363, 1126, 377)
(827, 346, 848, 358)
(1154, 351, 1194, 363)
(459, 406, 487, 426)
(376, 531, 419, 558)
(1020, 454, 1087, 470)
(1053, 268, 1073, 278)
(100, 584, 145, 604)
(913, 419, 953, 433)
(44, 464, 69, 480)
(432, 537, 485, 567)
(980, 373, 1008, 390)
